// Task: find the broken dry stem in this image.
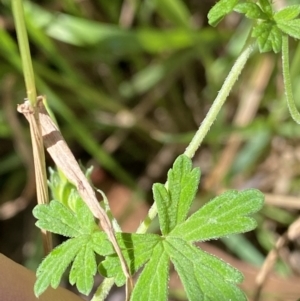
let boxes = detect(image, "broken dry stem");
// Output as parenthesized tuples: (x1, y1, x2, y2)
(17, 98, 132, 298)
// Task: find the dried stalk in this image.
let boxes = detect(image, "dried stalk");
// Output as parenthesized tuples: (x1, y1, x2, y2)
(17, 101, 52, 254)
(18, 97, 132, 299)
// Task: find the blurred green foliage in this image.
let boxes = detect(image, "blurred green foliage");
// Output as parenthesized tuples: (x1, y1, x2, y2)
(1, 0, 300, 298)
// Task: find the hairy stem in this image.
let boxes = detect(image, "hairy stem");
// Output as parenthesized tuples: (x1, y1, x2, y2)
(184, 43, 254, 159)
(137, 43, 254, 234)
(282, 35, 300, 124)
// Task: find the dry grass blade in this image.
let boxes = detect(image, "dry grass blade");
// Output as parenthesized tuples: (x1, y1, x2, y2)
(16, 98, 52, 255)
(18, 96, 132, 299)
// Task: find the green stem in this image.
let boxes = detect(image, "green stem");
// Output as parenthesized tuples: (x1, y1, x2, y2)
(12, 0, 37, 106)
(91, 278, 115, 301)
(12, 0, 52, 252)
(282, 35, 300, 124)
(137, 43, 254, 234)
(184, 43, 254, 159)
(136, 199, 160, 234)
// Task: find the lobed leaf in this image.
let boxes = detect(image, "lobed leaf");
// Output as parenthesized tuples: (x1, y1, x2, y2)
(153, 155, 200, 235)
(252, 22, 282, 53)
(34, 237, 87, 297)
(69, 242, 97, 295)
(274, 5, 300, 22)
(170, 189, 264, 242)
(130, 242, 169, 301)
(33, 198, 96, 237)
(234, 3, 268, 20)
(33, 200, 83, 237)
(208, 0, 239, 27)
(276, 19, 300, 40)
(164, 237, 246, 301)
(99, 233, 161, 286)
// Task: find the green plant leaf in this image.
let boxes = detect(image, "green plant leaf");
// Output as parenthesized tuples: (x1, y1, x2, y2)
(34, 198, 114, 296)
(164, 237, 246, 300)
(33, 200, 83, 237)
(130, 242, 169, 301)
(252, 21, 282, 53)
(276, 19, 300, 40)
(274, 5, 300, 22)
(234, 3, 268, 20)
(69, 242, 97, 295)
(258, 0, 273, 16)
(170, 189, 264, 242)
(72, 193, 97, 233)
(48, 167, 74, 208)
(99, 233, 161, 286)
(33, 197, 96, 237)
(153, 154, 200, 235)
(208, 0, 239, 27)
(34, 237, 88, 297)
(48, 167, 94, 211)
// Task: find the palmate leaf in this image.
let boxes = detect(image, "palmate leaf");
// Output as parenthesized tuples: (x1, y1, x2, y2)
(170, 189, 264, 242)
(33, 197, 113, 297)
(33, 197, 96, 237)
(35, 156, 264, 300)
(153, 155, 200, 235)
(33, 200, 83, 237)
(34, 237, 88, 296)
(164, 237, 246, 301)
(252, 21, 282, 53)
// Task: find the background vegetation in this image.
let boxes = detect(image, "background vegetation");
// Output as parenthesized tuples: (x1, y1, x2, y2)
(0, 0, 300, 300)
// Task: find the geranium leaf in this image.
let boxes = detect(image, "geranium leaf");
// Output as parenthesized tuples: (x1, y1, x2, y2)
(252, 22, 282, 53)
(153, 154, 200, 235)
(33, 200, 83, 237)
(34, 237, 87, 297)
(170, 189, 264, 242)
